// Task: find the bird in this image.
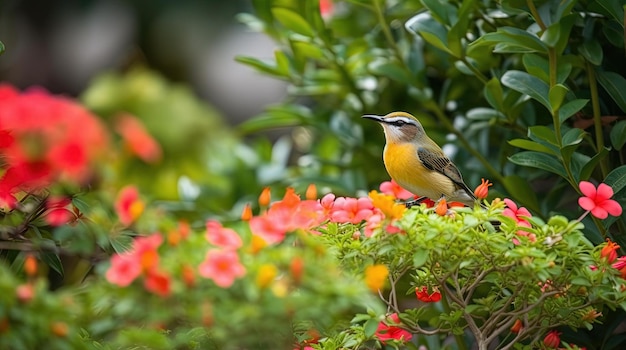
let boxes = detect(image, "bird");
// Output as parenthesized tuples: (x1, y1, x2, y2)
(362, 111, 480, 208)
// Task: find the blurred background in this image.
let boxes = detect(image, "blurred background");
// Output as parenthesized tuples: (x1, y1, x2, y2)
(0, 0, 286, 125)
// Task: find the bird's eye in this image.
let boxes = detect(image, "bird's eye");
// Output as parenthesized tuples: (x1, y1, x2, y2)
(392, 120, 405, 126)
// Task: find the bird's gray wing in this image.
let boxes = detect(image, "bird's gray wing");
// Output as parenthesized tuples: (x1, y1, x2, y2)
(417, 147, 476, 197)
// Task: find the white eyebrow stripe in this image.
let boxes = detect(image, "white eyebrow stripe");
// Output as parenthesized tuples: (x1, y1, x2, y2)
(383, 116, 418, 125)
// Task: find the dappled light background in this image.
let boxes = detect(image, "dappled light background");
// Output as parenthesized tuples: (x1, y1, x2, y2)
(0, 0, 286, 124)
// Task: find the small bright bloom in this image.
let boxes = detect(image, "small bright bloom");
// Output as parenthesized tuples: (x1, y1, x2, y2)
(290, 256, 304, 285)
(581, 309, 602, 322)
(44, 196, 74, 226)
(198, 249, 246, 288)
(510, 319, 523, 333)
(435, 198, 448, 216)
(474, 178, 492, 200)
(374, 313, 412, 344)
(503, 198, 536, 242)
(105, 254, 142, 287)
(144, 270, 171, 297)
(115, 186, 144, 226)
(369, 190, 406, 220)
(330, 196, 374, 224)
(241, 203, 253, 221)
(578, 181, 622, 219)
(415, 286, 441, 302)
(601, 240, 620, 263)
(206, 220, 242, 250)
(543, 330, 561, 348)
(50, 321, 68, 337)
(612, 256, 626, 279)
(24, 254, 38, 277)
(259, 187, 271, 207)
(379, 179, 415, 200)
(115, 113, 162, 163)
(365, 264, 389, 292)
(182, 264, 196, 288)
(256, 263, 278, 289)
(16, 283, 35, 303)
(305, 183, 317, 200)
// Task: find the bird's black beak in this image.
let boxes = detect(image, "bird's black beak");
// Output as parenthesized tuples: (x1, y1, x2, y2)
(362, 114, 384, 122)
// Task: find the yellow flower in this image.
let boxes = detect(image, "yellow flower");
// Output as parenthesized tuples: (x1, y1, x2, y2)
(369, 190, 406, 220)
(365, 264, 389, 292)
(256, 264, 278, 289)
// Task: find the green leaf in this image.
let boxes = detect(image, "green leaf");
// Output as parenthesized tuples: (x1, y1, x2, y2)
(501, 70, 550, 111)
(558, 99, 589, 124)
(611, 120, 626, 150)
(528, 125, 559, 148)
(595, 70, 626, 113)
(605, 165, 626, 195)
(508, 139, 556, 155)
(41, 251, 64, 277)
(368, 60, 411, 84)
(235, 56, 284, 77)
(549, 84, 569, 113)
(0, 41, 4, 55)
(502, 175, 540, 213)
(471, 26, 547, 54)
(274, 50, 290, 75)
(578, 40, 603, 65)
(484, 77, 504, 110)
(412, 249, 429, 267)
(271, 8, 315, 37)
(421, 0, 455, 25)
(405, 13, 454, 56)
(110, 233, 134, 254)
(363, 318, 379, 337)
(509, 151, 567, 178)
(541, 22, 560, 48)
(580, 147, 609, 181)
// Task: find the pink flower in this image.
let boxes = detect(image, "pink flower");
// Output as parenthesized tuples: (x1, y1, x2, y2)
(115, 113, 162, 163)
(612, 256, 626, 279)
(379, 179, 415, 200)
(115, 185, 144, 226)
(132, 234, 163, 272)
(44, 196, 74, 226)
(206, 220, 242, 250)
(374, 313, 412, 344)
(329, 197, 375, 224)
(198, 249, 246, 288)
(503, 198, 536, 242)
(578, 181, 622, 219)
(106, 254, 142, 287)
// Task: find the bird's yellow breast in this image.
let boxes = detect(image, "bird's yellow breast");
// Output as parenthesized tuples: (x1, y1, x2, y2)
(383, 143, 455, 200)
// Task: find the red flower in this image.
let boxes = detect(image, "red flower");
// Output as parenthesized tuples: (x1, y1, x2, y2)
(374, 313, 412, 344)
(578, 181, 622, 219)
(105, 253, 142, 287)
(612, 256, 626, 279)
(198, 249, 246, 288)
(543, 330, 561, 348)
(115, 186, 144, 226)
(144, 270, 171, 297)
(474, 178, 492, 200)
(415, 286, 442, 302)
(601, 240, 620, 263)
(510, 319, 523, 333)
(44, 196, 74, 226)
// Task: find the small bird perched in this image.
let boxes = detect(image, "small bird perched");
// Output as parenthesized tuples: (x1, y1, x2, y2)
(363, 111, 479, 207)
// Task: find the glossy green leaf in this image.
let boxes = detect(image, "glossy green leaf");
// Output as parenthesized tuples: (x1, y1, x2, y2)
(605, 165, 626, 195)
(501, 70, 551, 111)
(484, 77, 504, 110)
(235, 56, 284, 77)
(610, 120, 626, 150)
(271, 8, 315, 37)
(41, 251, 64, 277)
(110, 234, 134, 254)
(560, 128, 585, 165)
(471, 26, 547, 54)
(502, 175, 540, 213)
(363, 318, 380, 337)
(421, 0, 456, 25)
(368, 60, 411, 84)
(558, 99, 589, 124)
(549, 84, 569, 113)
(238, 112, 304, 134)
(596, 70, 626, 113)
(578, 40, 603, 66)
(405, 13, 454, 55)
(522, 53, 572, 84)
(590, 0, 625, 24)
(413, 248, 429, 267)
(541, 22, 560, 48)
(0, 41, 4, 55)
(274, 50, 290, 75)
(570, 152, 591, 183)
(580, 147, 609, 181)
(508, 139, 556, 155)
(528, 125, 559, 148)
(509, 151, 567, 178)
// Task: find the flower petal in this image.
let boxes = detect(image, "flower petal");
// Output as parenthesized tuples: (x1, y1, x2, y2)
(579, 181, 597, 198)
(596, 183, 615, 201)
(578, 197, 596, 212)
(590, 206, 608, 219)
(603, 199, 623, 217)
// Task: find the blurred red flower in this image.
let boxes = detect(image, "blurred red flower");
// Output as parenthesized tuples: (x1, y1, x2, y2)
(198, 249, 246, 288)
(374, 313, 412, 344)
(114, 113, 162, 164)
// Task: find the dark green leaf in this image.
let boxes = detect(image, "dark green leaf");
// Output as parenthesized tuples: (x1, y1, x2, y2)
(405, 13, 454, 55)
(541, 22, 560, 48)
(595, 70, 626, 113)
(0, 41, 4, 55)
(590, 0, 625, 25)
(549, 84, 568, 113)
(605, 165, 626, 195)
(501, 70, 550, 111)
(363, 318, 380, 337)
(421, 0, 455, 25)
(558, 99, 589, 124)
(271, 8, 315, 37)
(41, 251, 64, 277)
(471, 26, 547, 54)
(509, 151, 567, 178)
(484, 78, 504, 110)
(528, 126, 559, 148)
(508, 139, 556, 155)
(580, 147, 609, 181)
(569, 152, 591, 183)
(561, 128, 585, 147)
(611, 121, 626, 150)
(578, 40, 603, 65)
(368, 60, 411, 84)
(502, 175, 540, 213)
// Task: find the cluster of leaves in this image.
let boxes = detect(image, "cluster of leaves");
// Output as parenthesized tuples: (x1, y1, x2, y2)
(237, 0, 626, 244)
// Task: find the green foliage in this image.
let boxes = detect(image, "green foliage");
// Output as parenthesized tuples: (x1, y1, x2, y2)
(237, 0, 626, 245)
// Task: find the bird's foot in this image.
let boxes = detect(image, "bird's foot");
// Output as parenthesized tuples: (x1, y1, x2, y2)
(404, 196, 428, 208)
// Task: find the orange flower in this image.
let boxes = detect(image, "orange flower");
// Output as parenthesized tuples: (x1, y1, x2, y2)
(259, 187, 271, 207)
(241, 203, 253, 221)
(115, 113, 162, 163)
(601, 240, 620, 263)
(182, 264, 196, 288)
(474, 178, 492, 200)
(290, 256, 304, 285)
(365, 264, 389, 292)
(435, 198, 448, 216)
(24, 254, 38, 277)
(510, 319, 523, 333)
(50, 321, 68, 337)
(144, 270, 171, 297)
(115, 185, 144, 227)
(305, 183, 317, 200)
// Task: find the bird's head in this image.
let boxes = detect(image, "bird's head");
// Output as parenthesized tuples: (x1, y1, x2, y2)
(362, 111, 425, 143)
